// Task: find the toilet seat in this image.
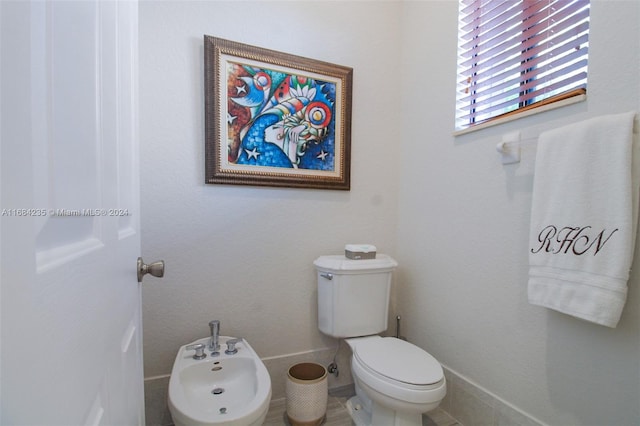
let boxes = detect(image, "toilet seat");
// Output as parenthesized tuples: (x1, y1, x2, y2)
(348, 336, 446, 407)
(352, 337, 443, 386)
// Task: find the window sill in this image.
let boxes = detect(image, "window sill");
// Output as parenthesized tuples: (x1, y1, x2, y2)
(453, 93, 587, 137)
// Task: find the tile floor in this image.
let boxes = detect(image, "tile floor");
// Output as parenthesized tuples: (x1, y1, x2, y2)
(264, 387, 461, 426)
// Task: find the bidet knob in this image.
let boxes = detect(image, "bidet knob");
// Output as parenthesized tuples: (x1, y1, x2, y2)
(186, 343, 207, 360)
(225, 338, 242, 355)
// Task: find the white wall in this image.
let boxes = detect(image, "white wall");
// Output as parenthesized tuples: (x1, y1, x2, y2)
(396, 1, 640, 426)
(139, 1, 402, 378)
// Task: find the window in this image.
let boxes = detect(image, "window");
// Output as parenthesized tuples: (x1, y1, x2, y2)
(455, 0, 590, 131)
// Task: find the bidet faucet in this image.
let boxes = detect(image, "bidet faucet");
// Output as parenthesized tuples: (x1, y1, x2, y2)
(185, 343, 207, 360)
(209, 320, 220, 353)
(225, 338, 242, 355)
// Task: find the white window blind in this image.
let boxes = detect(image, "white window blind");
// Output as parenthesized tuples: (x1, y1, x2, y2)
(455, 0, 590, 130)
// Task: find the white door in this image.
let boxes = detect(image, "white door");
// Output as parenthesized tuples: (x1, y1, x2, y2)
(1, 1, 146, 424)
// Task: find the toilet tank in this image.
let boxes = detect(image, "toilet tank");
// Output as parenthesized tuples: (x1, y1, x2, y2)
(314, 254, 398, 338)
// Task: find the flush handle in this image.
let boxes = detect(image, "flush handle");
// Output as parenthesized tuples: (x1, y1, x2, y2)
(137, 257, 165, 282)
(320, 273, 333, 280)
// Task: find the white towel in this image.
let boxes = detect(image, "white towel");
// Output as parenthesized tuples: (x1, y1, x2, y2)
(528, 111, 639, 328)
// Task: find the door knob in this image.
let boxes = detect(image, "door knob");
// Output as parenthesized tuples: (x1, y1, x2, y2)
(137, 257, 165, 282)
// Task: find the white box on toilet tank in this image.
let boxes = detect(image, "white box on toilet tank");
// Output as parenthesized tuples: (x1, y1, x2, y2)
(314, 254, 398, 338)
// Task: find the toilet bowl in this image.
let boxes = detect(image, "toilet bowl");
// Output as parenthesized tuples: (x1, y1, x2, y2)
(346, 336, 446, 426)
(168, 336, 272, 426)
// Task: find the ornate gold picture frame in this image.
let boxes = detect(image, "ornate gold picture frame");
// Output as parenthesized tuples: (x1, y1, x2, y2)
(205, 36, 352, 190)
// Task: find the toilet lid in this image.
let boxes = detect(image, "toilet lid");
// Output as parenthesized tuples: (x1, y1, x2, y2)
(353, 337, 443, 386)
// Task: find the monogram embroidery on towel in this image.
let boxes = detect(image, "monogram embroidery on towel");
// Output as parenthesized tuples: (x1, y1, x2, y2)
(531, 225, 619, 256)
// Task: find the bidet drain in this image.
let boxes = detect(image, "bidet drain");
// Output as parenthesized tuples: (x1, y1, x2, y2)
(211, 387, 224, 395)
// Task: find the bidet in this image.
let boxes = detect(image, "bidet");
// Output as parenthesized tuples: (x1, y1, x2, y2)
(168, 335, 272, 426)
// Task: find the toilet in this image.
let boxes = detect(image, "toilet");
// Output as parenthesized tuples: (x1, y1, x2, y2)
(314, 254, 446, 426)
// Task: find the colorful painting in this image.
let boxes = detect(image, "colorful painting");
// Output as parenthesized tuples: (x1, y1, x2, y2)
(205, 36, 352, 190)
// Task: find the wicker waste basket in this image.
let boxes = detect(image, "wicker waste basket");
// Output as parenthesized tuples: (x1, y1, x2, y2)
(286, 362, 328, 426)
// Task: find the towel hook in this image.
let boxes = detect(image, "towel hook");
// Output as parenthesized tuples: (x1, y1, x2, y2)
(496, 131, 521, 164)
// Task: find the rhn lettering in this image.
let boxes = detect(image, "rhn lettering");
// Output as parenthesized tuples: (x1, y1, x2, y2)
(531, 225, 618, 256)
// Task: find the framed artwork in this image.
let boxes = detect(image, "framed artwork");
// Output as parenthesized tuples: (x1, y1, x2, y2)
(204, 36, 353, 190)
